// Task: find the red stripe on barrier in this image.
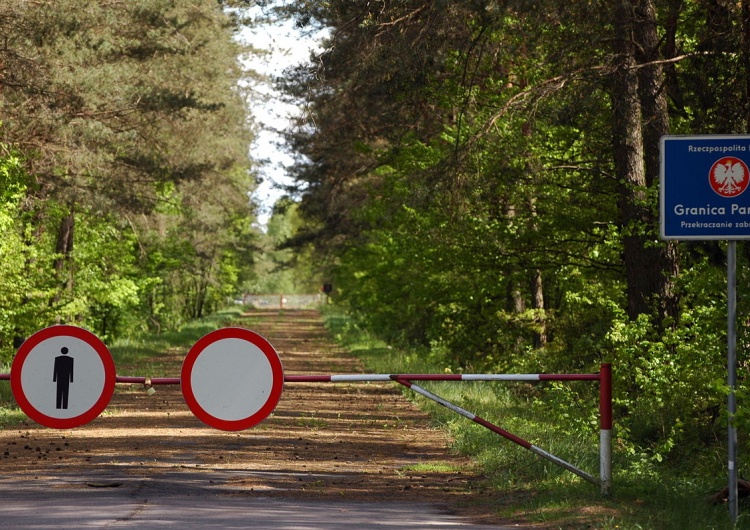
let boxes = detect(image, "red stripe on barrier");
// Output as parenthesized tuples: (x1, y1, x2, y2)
(115, 376, 181, 385)
(394, 378, 534, 449)
(0, 373, 8, 381)
(599, 363, 612, 430)
(394, 379, 532, 449)
(472, 415, 533, 449)
(116, 376, 145, 384)
(397, 379, 414, 388)
(284, 375, 333, 383)
(152, 378, 181, 385)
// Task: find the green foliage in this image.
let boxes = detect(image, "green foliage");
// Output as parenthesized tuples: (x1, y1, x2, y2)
(68, 215, 141, 339)
(110, 306, 245, 375)
(0, 1, 265, 357)
(0, 150, 50, 362)
(277, 3, 750, 526)
(0, 147, 29, 204)
(247, 198, 324, 295)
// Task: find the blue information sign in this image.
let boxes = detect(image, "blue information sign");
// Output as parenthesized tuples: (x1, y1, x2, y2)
(660, 135, 750, 240)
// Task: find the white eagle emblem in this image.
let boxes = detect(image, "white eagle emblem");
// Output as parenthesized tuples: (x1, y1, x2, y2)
(713, 160, 746, 195)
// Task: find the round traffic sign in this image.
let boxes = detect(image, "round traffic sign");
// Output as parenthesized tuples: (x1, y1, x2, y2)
(181, 327, 284, 431)
(10, 325, 116, 429)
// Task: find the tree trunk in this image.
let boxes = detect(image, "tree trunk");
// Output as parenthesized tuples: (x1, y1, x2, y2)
(53, 206, 75, 294)
(743, 0, 750, 131)
(611, 0, 680, 323)
(531, 268, 547, 348)
(633, 0, 680, 323)
(521, 119, 547, 347)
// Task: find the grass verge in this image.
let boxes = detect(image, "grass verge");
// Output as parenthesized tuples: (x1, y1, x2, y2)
(322, 308, 749, 529)
(110, 307, 246, 376)
(0, 361, 23, 427)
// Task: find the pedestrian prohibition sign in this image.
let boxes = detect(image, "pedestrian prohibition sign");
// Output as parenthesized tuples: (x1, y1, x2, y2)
(10, 325, 117, 429)
(181, 327, 284, 431)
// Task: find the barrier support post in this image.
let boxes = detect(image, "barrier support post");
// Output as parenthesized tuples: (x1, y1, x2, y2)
(600, 363, 612, 496)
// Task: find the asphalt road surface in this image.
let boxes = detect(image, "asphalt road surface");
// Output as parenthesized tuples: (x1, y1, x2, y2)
(0, 469, 521, 529)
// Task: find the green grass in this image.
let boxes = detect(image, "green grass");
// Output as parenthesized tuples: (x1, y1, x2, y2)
(0, 361, 14, 424)
(399, 461, 463, 473)
(108, 308, 240, 366)
(111, 306, 246, 371)
(322, 308, 748, 529)
(0, 406, 25, 427)
(0, 360, 20, 427)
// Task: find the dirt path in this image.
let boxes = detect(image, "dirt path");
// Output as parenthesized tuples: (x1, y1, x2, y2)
(0, 309, 530, 527)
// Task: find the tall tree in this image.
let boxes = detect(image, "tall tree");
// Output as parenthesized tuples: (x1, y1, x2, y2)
(0, 0, 260, 345)
(611, 0, 679, 323)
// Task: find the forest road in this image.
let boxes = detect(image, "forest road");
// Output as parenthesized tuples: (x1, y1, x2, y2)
(0, 309, 534, 529)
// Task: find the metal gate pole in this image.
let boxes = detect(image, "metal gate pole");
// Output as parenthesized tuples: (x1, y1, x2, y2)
(599, 363, 612, 496)
(728, 240, 738, 523)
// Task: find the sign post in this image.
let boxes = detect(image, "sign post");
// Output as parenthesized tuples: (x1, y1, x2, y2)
(661, 135, 750, 523)
(10, 325, 116, 429)
(181, 327, 284, 431)
(728, 240, 738, 522)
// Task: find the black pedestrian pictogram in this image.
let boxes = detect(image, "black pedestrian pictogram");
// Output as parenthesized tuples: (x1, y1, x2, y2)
(53, 347, 74, 409)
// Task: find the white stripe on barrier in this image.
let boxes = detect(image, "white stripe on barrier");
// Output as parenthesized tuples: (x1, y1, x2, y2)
(329, 374, 392, 382)
(461, 374, 542, 381)
(600, 429, 612, 495)
(325, 374, 543, 382)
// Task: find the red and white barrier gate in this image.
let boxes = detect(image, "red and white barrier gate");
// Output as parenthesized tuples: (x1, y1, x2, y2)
(0, 365, 613, 494)
(0, 327, 612, 495)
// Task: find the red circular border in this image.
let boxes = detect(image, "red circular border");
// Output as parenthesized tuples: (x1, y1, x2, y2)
(180, 327, 284, 431)
(10, 325, 116, 429)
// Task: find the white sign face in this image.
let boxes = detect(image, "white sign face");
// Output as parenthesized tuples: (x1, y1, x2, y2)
(191, 338, 274, 420)
(11, 326, 116, 429)
(21, 335, 105, 418)
(181, 328, 283, 431)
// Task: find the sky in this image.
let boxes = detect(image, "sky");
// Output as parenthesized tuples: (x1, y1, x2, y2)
(237, 7, 327, 229)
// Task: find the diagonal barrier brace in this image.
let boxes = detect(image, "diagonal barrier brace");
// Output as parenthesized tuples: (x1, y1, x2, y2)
(285, 364, 612, 494)
(391, 377, 600, 488)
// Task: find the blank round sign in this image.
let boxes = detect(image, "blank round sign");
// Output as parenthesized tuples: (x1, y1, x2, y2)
(181, 328, 283, 431)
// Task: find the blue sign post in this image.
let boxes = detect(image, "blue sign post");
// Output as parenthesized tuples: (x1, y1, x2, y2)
(660, 135, 749, 524)
(661, 135, 750, 240)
